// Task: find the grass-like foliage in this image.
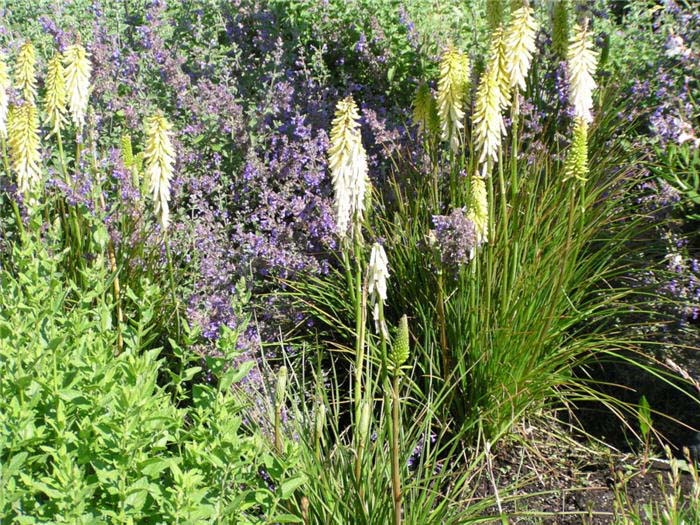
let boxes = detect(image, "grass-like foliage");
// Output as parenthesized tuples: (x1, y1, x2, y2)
(0, 239, 301, 523)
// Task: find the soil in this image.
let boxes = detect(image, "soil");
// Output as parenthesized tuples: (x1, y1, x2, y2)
(469, 422, 699, 524)
(468, 339, 700, 525)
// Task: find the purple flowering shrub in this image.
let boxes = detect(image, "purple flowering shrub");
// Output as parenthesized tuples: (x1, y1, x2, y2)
(0, 0, 418, 358)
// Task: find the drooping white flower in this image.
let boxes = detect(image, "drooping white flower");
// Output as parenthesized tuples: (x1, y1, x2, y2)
(368, 242, 389, 302)
(368, 242, 389, 337)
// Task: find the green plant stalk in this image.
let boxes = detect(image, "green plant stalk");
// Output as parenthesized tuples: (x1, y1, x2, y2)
(391, 370, 402, 525)
(274, 404, 283, 456)
(436, 267, 450, 382)
(510, 100, 519, 198)
(485, 162, 495, 330)
(343, 246, 356, 307)
(351, 220, 369, 491)
(165, 236, 182, 341)
(497, 147, 510, 308)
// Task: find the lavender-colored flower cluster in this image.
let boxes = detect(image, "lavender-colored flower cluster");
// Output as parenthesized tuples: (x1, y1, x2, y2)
(22, 0, 416, 360)
(431, 209, 477, 269)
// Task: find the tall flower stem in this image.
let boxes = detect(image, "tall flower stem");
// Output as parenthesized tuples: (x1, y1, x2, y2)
(165, 236, 182, 341)
(352, 233, 368, 492)
(388, 315, 409, 525)
(510, 100, 520, 198)
(391, 370, 402, 525)
(436, 267, 450, 382)
(497, 148, 510, 308)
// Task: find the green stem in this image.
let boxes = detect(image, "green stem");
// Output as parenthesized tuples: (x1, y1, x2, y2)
(497, 150, 509, 310)
(510, 99, 519, 198)
(352, 226, 368, 493)
(165, 236, 182, 341)
(436, 268, 449, 382)
(391, 372, 402, 525)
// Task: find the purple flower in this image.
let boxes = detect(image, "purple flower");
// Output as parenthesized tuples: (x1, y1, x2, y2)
(431, 209, 478, 269)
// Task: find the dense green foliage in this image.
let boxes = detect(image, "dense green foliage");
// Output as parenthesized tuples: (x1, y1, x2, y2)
(0, 241, 301, 523)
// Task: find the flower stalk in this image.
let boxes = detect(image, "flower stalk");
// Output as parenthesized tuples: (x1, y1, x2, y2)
(567, 21, 598, 123)
(437, 45, 470, 154)
(14, 41, 37, 104)
(63, 42, 92, 131)
(389, 315, 410, 525)
(8, 103, 42, 208)
(328, 96, 367, 243)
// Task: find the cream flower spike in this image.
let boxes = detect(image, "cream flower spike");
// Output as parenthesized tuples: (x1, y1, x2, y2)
(473, 62, 506, 167)
(413, 82, 439, 136)
(0, 56, 9, 139)
(15, 41, 37, 103)
(44, 54, 68, 136)
(63, 42, 92, 129)
(489, 26, 512, 111)
(437, 44, 470, 153)
(567, 22, 598, 123)
(144, 112, 175, 230)
(328, 96, 367, 240)
(467, 173, 489, 248)
(505, 5, 538, 93)
(8, 103, 42, 204)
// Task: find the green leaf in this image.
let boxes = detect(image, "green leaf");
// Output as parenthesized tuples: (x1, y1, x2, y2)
(221, 361, 255, 391)
(279, 475, 307, 499)
(271, 514, 304, 523)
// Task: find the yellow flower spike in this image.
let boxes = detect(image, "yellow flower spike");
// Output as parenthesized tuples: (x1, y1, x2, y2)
(8, 103, 42, 204)
(505, 5, 538, 94)
(44, 54, 68, 136)
(564, 117, 589, 182)
(489, 26, 512, 111)
(467, 173, 489, 246)
(473, 63, 506, 168)
(144, 112, 175, 231)
(15, 41, 37, 104)
(437, 44, 470, 154)
(63, 42, 92, 130)
(413, 82, 439, 137)
(0, 55, 9, 139)
(328, 96, 367, 240)
(567, 22, 598, 123)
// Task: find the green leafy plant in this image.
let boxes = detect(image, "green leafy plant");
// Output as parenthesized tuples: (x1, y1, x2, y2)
(0, 239, 300, 523)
